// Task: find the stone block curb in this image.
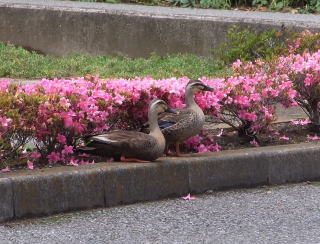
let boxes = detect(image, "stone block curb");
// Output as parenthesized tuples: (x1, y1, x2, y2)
(1, 0, 320, 57)
(1, 142, 320, 223)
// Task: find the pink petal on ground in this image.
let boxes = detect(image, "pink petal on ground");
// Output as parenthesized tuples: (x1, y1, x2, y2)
(291, 120, 300, 125)
(307, 135, 320, 140)
(79, 160, 90, 165)
(78, 153, 90, 157)
(182, 194, 196, 200)
(27, 161, 34, 170)
(250, 139, 259, 147)
(0, 166, 11, 173)
(273, 131, 280, 136)
(69, 159, 79, 167)
(279, 136, 290, 140)
(291, 119, 311, 125)
(216, 129, 224, 137)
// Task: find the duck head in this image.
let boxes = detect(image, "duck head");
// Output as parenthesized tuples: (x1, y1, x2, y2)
(149, 99, 176, 115)
(186, 79, 214, 93)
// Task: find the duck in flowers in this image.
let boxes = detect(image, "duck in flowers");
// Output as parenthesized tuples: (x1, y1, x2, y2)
(158, 79, 213, 156)
(79, 99, 175, 162)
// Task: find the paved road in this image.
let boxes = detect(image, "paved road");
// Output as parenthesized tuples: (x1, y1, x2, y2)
(1, 0, 320, 28)
(1, 183, 320, 244)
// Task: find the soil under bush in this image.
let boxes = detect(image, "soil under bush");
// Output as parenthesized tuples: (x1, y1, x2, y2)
(1, 121, 319, 173)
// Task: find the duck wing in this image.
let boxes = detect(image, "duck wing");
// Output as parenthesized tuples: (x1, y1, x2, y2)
(84, 130, 158, 158)
(158, 109, 193, 129)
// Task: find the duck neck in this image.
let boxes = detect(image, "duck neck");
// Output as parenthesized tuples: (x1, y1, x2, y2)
(185, 90, 198, 110)
(148, 111, 162, 137)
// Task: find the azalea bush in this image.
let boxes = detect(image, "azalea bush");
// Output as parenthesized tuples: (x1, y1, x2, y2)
(0, 81, 42, 163)
(215, 59, 297, 139)
(276, 50, 320, 131)
(0, 76, 223, 166)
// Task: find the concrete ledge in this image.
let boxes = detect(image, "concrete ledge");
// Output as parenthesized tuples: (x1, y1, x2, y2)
(11, 167, 105, 219)
(1, 0, 320, 57)
(0, 178, 13, 223)
(1, 142, 320, 223)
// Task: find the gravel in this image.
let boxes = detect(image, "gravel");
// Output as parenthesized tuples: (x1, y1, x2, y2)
(1, 183, 320, 244)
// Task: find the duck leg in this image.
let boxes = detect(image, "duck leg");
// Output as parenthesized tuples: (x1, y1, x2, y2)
(165, 143, 176, 156)
(175, 142, 181, 156)
(175, 142, 192, 157)
(120, 156, 150, 163)
(165, 144, 170, 155)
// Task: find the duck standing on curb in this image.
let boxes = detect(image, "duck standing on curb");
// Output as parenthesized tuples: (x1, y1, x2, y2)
(79, 99, 175, 162)
(159, 80, 213, 156)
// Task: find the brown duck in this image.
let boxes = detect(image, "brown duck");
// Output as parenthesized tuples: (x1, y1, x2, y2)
(158, 80, 213, 156)
(80, 99, 175, 162)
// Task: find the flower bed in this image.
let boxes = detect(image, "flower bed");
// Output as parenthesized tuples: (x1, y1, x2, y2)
(1, 32, 320, 170)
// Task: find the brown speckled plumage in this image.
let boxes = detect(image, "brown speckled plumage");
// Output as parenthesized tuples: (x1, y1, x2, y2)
(85, 131, 164, 161)
(158, 80, 213, 154)
(160, 108, 205, 144)
(79, 99, 170, 161)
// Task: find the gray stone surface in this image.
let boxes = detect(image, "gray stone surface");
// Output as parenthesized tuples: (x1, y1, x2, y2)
(11, 167, 105, 218)
(0, 0, 320, 57)
(0, 178, 13, 223)
(102, 161, 189, 207)
(267, 143, 320, 184)
(2, 183, 320, 244)
(188, 150, 269, 193)
(1, 143, 320, 222)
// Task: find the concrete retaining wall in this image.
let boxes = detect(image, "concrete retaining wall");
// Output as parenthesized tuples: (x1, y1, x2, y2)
(1, 0, 320, 57)
(1, 142, 320, 223)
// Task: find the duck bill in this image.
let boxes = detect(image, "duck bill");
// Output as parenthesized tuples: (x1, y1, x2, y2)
(165, 108, 177, 114)
(203, 85, 214, 92)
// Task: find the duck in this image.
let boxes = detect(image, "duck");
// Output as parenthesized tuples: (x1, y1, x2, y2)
(78, 99, 175, 162)
(158, 79, 213, 156)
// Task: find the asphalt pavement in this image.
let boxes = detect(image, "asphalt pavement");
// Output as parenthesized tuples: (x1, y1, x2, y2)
(1, 183, 320, 244)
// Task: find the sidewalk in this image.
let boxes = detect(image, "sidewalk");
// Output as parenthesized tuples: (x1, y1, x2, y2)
(1, 0, 320, 57)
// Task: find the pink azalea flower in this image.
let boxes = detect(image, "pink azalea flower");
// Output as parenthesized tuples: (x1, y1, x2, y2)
(78, 153, 90, 157)
(27, 160, 34, 170)
(307, 135, 320, 140)
(79, 160, 90, 165)
(238, 110, 258, 122)
(106, 158, 114, 162)
(63, 116, 73, 128)
(232, 59, 242, 69)
(209, 143, 221, 152)
(234, 96, 251, 107)
(69, 159, 79, 167)
(182, 194, 196, 200)
(250, 93, 261, 102)
(216, 129, 223, 137)
(0, 117, 12, 128)
(287, 89, 297, 99)
(0, 166, 11, 173)
(57, 134, 67, 145)
(197, 144, 208, 153)
(30, 151, 41, 159)
(250, 139, 259, 147)
(47, 152, 61, 163)
(62, 145, 74, 155)
(291, 119, 311, 125)
(279, 136, 290, 140)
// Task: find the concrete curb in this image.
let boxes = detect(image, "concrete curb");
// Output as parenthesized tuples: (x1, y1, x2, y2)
(1, 0, 320, 57)
(1, 142, 320, 223)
